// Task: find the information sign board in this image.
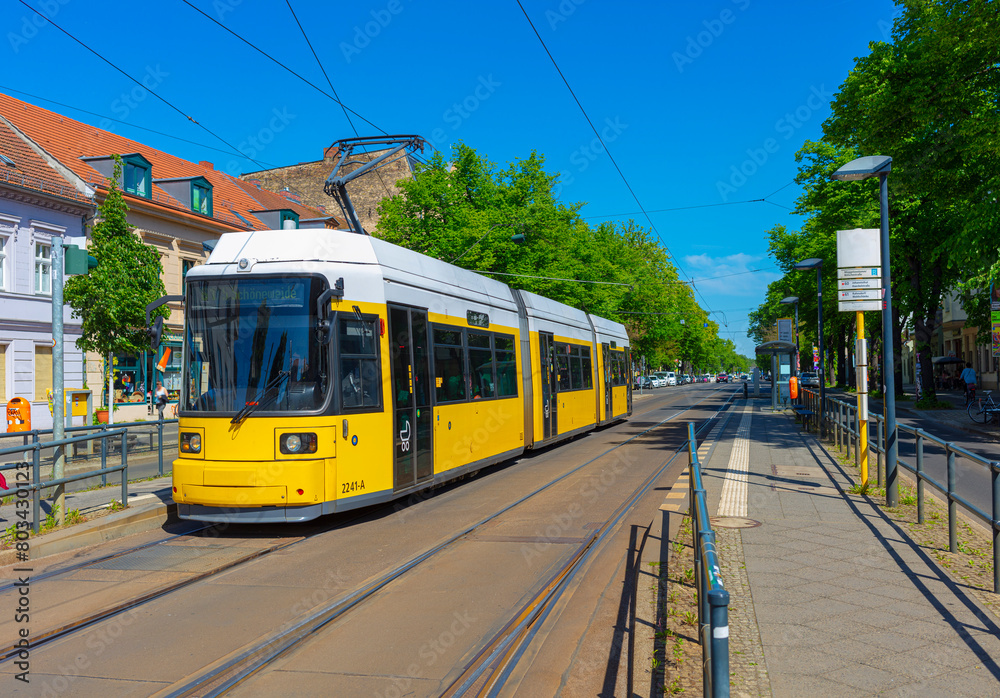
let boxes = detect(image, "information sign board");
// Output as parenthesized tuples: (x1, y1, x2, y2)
(839, 289, 881, 301)
(777, 318, 793, 344)
(837, 267, 881, 279)
(838, 278, 881, 290)
(839, 300, 882, 312)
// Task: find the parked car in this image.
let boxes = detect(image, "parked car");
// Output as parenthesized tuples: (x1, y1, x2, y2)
(716, 373, 728, 383)
(799, 372, 820, 387)
(650, 375, 666, 388)
(634, 376, 653, 389)
(665, 371, 677, 386)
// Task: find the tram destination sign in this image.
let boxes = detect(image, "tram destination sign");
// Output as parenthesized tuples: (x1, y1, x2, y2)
(838, 278, 881, 290)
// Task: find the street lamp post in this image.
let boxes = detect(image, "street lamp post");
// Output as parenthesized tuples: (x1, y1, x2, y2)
(794, 259, 824, 438)
(831, 155, 897, 506)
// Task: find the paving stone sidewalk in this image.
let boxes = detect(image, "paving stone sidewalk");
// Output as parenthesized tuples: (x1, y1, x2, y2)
(703, 401, 1000, 697)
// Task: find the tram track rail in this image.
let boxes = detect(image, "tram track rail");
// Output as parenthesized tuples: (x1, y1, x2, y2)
(156, 387, 738, 698)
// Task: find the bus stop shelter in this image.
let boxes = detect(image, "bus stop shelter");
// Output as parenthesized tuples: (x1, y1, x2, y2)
(755, 340, 797, 410)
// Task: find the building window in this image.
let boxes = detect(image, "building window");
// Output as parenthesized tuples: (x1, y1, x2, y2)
(280, 211, 299, 229)
(35, 344, 52, 402)
(35, 242, 51, 295)
(0, 235, 7, 290)
(124, 160, 150, 197)
(192, 182, 212, 215)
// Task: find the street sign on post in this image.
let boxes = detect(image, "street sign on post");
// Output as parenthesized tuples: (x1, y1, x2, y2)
(838, 229, 883, 314)
(839, 300, 882, 312)
(838, 278, 881, 290)
(839, 289, 881, 301)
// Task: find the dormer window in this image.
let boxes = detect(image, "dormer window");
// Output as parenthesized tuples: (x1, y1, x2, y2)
(153, 175, 213, 216)
(192, 181, 212, 215)
(122, 154, 152, 198)
(280, 211, 299, 229)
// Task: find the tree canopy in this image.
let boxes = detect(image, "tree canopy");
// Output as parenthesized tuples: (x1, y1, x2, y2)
(376, 143, 750, 373)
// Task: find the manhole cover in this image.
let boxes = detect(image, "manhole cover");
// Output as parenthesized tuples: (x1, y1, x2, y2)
(710, 516, 761, 529)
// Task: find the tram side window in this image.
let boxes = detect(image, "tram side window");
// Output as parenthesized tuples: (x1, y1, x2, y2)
(468, 331, 495, 399)
(581, 346, 593, 389)
(556, 344, 571, 391)
(569, 345, 584, 389)
(434, 328, 467, 403)
(340, 317, 381, 409)
(495, 334, 518, 398)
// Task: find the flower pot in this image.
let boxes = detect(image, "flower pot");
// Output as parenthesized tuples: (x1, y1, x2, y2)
(96, 408, 109, 424)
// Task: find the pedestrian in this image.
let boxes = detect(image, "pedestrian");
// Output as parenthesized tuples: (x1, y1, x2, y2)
(155, 381, 169, 420)
(960, 362, 978, 404)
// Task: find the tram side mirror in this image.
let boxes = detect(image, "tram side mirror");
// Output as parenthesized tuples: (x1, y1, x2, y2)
(148, 316, 164, 351)
(145, 294, 184, 351)
(315, 278, 345, 343)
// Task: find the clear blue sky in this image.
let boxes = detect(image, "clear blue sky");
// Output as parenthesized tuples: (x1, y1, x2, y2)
(3, 0, 901, 356)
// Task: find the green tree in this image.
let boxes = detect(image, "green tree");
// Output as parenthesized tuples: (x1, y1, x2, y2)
(64, 155, 167, 415)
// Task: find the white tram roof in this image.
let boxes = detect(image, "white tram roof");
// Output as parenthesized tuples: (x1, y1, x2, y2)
(203, 230, 628, 344)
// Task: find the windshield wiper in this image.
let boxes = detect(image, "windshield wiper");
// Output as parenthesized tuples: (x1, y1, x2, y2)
(231, 370, 290, 424)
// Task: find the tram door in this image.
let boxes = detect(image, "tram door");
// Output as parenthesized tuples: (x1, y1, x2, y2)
(540, 332, 557, 439)
(602, 343, 612, 419)
(388, 305, 434, 491)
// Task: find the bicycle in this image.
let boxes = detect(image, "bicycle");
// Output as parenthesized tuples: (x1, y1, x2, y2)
(968, 390, 1000, 425)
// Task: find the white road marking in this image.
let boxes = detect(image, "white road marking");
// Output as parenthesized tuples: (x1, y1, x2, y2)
(718, 402, 753, 517)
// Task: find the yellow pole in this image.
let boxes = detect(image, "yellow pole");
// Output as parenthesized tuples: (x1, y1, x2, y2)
(857, 311, 869, 487)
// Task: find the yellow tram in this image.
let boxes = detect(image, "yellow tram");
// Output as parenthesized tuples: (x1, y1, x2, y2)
(168, 229, 631, 522)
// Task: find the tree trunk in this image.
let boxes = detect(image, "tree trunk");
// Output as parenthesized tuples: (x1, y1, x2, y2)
(107, 350, 114, 426)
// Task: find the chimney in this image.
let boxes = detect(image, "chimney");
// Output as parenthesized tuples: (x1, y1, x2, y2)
(278, 187, 303, 204)
(324, 145, 339, 162)
(245, 178, 262, 189)
(199, 160, 214, 170)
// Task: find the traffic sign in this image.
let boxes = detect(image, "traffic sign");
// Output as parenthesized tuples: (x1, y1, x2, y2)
(839, 300, 882, 311)
(838, 278, 881, 290)
(839, 289, 881, 301)
(837, 267, 881, 279)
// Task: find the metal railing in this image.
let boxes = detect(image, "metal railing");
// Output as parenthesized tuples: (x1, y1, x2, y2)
(1, 419, 177, 478)
(687, 421, 729, 697)
(800, 387, 1000, 593)
(0, 429, 130, 533)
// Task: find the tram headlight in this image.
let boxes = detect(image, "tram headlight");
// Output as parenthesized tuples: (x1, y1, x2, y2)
(180, 432, 202, 453)
(280, 432, 317, 454)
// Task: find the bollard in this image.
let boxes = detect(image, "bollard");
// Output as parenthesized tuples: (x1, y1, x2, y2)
(121, 431, 129, 508)
(947, 446, 957, 553)
(916, 431, 925, 524)
(158, 420, 164, 476)
(708, 588, 731, 698)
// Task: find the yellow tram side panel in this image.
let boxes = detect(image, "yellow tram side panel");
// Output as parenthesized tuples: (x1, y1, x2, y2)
(173, 415, 334, 509)
(612, 385, 629, 419)
(428, 312, 525, 476)
(528, 330, 544, 441)
(329, 299, 395, 502)
(553, 334, 598, 435)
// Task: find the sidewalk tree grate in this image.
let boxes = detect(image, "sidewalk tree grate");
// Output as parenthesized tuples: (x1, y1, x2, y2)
(710, 516, 761, 529)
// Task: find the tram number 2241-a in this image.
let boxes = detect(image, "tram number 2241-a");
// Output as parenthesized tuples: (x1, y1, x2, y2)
(342, 481, 366, 494)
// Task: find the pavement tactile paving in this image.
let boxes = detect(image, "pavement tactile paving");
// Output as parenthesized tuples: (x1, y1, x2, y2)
(705, 400, 1000, 698)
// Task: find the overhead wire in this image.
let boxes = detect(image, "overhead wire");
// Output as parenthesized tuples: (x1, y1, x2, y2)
(284, 0, 397, 215)
(513, 0, 723, 321)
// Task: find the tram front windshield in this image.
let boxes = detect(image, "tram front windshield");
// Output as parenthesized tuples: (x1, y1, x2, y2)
(182, 276, 329, 414)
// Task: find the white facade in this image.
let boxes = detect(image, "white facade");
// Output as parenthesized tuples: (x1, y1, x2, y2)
(0, 190, 91, 430)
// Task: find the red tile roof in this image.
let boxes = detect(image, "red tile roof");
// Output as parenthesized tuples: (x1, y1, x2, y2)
(0, 92, 328, 230)
(0, 117, 90, 204)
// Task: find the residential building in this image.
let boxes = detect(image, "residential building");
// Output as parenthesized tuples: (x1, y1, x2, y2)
(0, 116, 93, 430)
(0, 92, 331, 421)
